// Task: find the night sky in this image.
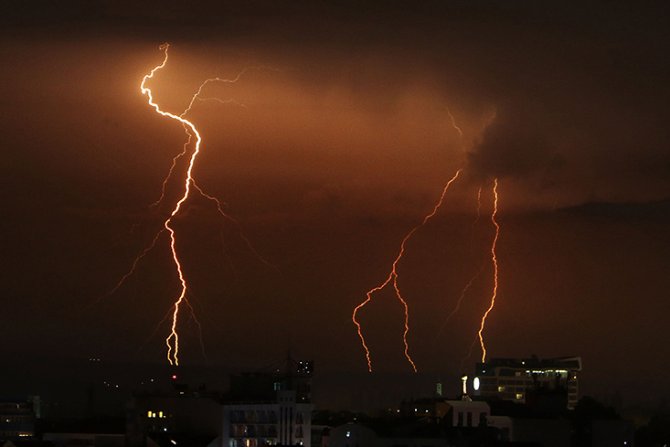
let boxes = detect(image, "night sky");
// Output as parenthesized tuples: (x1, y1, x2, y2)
(1, 1, 669, 408)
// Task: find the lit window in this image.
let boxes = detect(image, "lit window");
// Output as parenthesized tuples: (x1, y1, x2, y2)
(515, 393, 523, 400)
(147, 411, 153, 418)
(159, 411, 164, 418)
(498, 386, 505, 392)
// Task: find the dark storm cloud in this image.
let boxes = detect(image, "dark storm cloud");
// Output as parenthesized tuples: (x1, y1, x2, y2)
(8, 0, 668, 207)
(466, 106, 565, 182)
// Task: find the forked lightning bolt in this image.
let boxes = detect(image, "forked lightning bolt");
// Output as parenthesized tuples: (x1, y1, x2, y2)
(140, 43, 204, 366)
(126, 43, 270, 365)
(352, 169, 462, 372)
(477, 178, 500, 362)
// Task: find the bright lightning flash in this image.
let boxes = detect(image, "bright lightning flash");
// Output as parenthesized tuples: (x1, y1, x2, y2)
(477, 178, 500, 363)
(106, 44, 271, 366)
(140, 43, 205, 366)
(140, 44, 266, 365)
(352, 169, 462, 372)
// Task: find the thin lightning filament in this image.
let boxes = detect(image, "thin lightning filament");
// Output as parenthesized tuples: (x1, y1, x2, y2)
(477, 178, 500, 363)
(352, 169, 462, 372)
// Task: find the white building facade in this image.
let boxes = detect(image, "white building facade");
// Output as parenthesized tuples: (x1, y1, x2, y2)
(222, 391, 312, 447)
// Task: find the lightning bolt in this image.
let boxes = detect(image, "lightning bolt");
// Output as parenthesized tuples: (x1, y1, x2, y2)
(104, 44, 272, 366)
(446, 107, 464, 138)
(191, 181, 276, 270)
(474, 186, 482, 224)
(352, 169, 462, 372)
(104, 229, 166, 298)
(436, 263, 485, 340)
(140, 43, 204, 366)
(435, 186, 484, 354)
(136, 44, 278, 366)
(477, 178, 500, 363)
(149, 134, 191, 210)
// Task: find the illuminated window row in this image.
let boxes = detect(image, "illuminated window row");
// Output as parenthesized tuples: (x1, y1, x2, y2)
(147, 411, 167, 419)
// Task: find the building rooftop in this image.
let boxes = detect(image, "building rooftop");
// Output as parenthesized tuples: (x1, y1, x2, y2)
(477, 356, 582, 372)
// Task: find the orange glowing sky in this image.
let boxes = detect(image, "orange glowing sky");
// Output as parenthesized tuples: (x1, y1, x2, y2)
(1, 0, 670, 405)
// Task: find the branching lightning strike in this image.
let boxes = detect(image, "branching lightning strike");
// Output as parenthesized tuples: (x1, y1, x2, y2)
(140, 43, 204, 366)
(108, 43, 270, 366)
(352, 169, 462, 373)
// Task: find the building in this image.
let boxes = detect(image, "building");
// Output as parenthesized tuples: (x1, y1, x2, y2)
(327, 422, 451, 447)
(223, 389, 312, 447)
(472, 356, 581, 409)
(0, 397, 39, 440)
(221, 358, 314, 447)
(129, 390, 223, 444)
(399, 398, 490, 429)
(126, 372, 228, 447)
(327, 398, 493, 447)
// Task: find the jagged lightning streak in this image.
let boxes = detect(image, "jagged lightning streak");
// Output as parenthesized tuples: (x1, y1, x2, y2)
(436, 263, 485, 340)
(179, 72, 277, 271)
(352, 169, 462, 372)
(140, 43, 203, 365)
(106, 45, 270, 366)
(104, 229, 166, 298)
(446, 107, 464, 139)
(137, 45, 276, 365)
(433, 110, 481, 342)
(474, 187, 482, 224)
(149, 134, 191, 209)
(433, 184, 484, 343)
(192, 181, 276, 270)
(477, 178, 500, 362)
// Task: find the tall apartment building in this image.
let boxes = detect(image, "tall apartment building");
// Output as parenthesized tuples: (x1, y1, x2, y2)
(221, 359, 314, 447)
